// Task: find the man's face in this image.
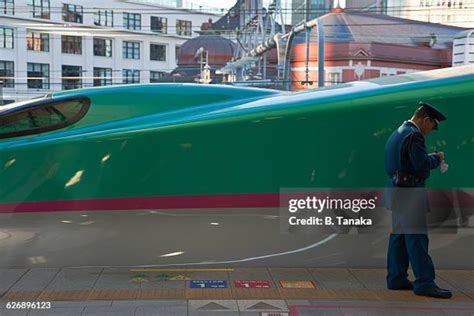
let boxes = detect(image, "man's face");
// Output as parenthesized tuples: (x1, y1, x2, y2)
(420, 117, 437, 136)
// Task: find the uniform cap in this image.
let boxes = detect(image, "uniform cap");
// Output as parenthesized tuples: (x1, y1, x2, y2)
(418, 101, 447, 130)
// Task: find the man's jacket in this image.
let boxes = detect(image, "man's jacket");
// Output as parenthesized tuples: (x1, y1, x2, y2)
(385, 121, 440, 188)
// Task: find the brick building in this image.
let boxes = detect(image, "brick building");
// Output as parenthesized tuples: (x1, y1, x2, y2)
(290, 6, 466, 90)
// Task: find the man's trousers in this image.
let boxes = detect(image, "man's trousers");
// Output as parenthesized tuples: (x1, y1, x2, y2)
(387, 233, 437, 292)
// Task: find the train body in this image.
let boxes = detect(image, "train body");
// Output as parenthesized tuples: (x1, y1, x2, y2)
(0, 66, 472, 268)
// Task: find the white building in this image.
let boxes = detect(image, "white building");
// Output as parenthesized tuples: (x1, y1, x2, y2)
(385, 0, 474, 28)
(0, 0, 222, 103)
(452, 30, 474, 66)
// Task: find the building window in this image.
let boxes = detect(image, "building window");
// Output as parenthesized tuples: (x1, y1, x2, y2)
(62, 35, 82, 54)
(151, 16, 167, 34)
(27, 0, 50, 19)
(62, 3, 83, 23)
(0, 27, 14, 49)
(123, 12, 141, 30)
(123, 41, 140, 59)
(1, 0, 14, 15)
(123, 69, 140, 84)
(176, 19, 192, 36)
(175, 45, 181, 63)
(93, 67, 112, 86)
(0, 100, 15, 105)
(27, 62, 49, 89)
(93, 38, 112, 57)
(327, 72, 341, 86)
(150, 71, 165, 83)
(27, 31, 49, 52)
(94, 9, 113, 27)
(150, 44, 166, 61)
(0, 61, 14, 88)
(62, 65, 82, 90)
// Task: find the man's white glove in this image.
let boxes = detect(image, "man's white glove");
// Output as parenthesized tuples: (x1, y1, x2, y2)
(440, 160, 449, 173)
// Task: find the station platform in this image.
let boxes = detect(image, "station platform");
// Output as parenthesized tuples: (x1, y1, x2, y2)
(1, 267, 473, 315)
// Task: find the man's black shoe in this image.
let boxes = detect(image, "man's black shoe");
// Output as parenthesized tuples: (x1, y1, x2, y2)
(415, 287, 453, 299)
(388, 281, 413, 290)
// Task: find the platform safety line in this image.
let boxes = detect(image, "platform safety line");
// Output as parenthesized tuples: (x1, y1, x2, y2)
(129, 268, 234, 272)
(3, 289, 474, 302)
(288, 304, 474, 316)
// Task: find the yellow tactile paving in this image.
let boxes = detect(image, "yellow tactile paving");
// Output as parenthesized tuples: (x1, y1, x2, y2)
(231, 288, 281, 299)
(130, 268, 234, 272)
(137, 289, 185, 299)
(279, 289, 329, 299)
(186, 289, 234, 299)
(2, 291, 40, 300)
(1, 288, 474, 301)
(280, 280, 316, 289)
(373, 290, 473, 302)
(38, 290, 90, 301)
(88, 289, 139, 300)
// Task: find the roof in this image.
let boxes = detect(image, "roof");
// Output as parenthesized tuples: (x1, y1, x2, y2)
(297, 11, 467, 48)
(210, 0, 241, 31)
(453, 30, 474, 39)
(209, 0, 289, 33)
(178, 35, 236, 67)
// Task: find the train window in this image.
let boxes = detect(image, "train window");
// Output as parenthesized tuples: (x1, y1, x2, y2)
(0, 98, 90, 139)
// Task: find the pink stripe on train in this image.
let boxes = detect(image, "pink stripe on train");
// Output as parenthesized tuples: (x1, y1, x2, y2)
(0, 190, 472, 213)
(0, 193, 280, 213)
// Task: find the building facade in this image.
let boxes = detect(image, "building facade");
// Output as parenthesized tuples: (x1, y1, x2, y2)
(290, 8, 466, 90)
(345, 0, 385, 13)
(452, 30, 474, 66)
(291, 0, 334, 24)
(384, 0, 474, 28)
(0, 0, 221, 103)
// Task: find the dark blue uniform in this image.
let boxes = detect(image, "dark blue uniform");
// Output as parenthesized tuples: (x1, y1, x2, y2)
(384, 121, 440, 292)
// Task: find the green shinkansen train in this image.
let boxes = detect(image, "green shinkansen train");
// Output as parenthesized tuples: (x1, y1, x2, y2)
(0, 66, 472, 268)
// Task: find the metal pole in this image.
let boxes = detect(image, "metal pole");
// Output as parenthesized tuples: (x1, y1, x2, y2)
(317, 18, 325, 87)
(0, 80, 3, 106)
(304, 24, 311, 86)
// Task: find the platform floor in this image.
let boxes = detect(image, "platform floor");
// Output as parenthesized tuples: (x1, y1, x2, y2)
(0, 268, 473, 315)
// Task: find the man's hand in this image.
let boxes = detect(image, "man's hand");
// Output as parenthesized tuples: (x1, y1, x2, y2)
(437, 151, 445, 161)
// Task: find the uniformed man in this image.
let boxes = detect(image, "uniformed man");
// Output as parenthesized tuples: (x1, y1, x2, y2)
(384, 102, 452, 299)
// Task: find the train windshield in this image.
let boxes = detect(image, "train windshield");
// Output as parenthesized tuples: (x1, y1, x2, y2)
(0, 97, 90, 139)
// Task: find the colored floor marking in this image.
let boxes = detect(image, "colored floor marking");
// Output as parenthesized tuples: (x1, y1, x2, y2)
(130, 268, 234, 272)
(288, 304, 474, 316)
(280, 280, 316, 289)
(190, 280, 228, 289)
(234, 280, 271, 289)
(169, 275, 191, 280)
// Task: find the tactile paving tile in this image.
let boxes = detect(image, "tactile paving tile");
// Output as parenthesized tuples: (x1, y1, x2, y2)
(88, 289, 139, 300)
(186, 289, 234, 299)
(278, 289, 380, 300)
(373, 290, 425, 302)
(38, 290, 90, 301)
(374, 289, 473, 302)
(231, 288, 281, 299)
(1, 291, 40, 300)
(278, 289, 323, 299)
(1, 288, 473, 302)
(137, 289, 185, 299)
